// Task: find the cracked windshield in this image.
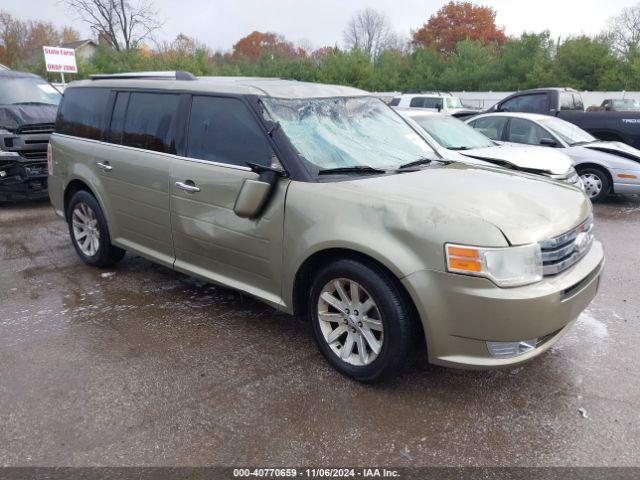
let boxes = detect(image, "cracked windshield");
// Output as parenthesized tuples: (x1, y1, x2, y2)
(263, 96, 438, 173)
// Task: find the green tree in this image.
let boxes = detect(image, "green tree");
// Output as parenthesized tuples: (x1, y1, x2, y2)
(403, 47, 445, 91)
(439, 40, 498, 90)
(494, 32, 554, 90)
(316, 48, 373, 89)
(553, 36, 621, 90)
(369, 50, 409, 91)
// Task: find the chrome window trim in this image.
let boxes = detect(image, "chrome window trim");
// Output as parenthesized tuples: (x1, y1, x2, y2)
(51, 133, 253, 172)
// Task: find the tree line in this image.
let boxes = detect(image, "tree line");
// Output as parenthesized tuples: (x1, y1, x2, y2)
(3, 0, 640, 92)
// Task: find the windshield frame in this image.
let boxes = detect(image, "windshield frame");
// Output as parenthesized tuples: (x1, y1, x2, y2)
(260, 95, 444, 179)
(0, 75, 61, 106)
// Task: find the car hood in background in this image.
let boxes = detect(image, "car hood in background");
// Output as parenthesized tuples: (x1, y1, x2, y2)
(0, 104, 58, 131)
(582, 141, 640, 164)
(334, 163, 590, 245)
(458, 145, 574, 175)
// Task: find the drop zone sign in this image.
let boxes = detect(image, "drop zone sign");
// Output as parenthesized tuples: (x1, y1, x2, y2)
(43, 46, 77, 73)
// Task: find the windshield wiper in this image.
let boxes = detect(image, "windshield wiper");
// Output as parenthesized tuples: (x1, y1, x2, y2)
(397, 157, 435, 170)
(11, 101, 56, 106)
(317, 166, 387, 175)
(448, 146, 472, 151)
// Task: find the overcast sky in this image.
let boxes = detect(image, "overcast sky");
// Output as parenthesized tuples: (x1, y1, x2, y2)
(2, 0, 637, 51)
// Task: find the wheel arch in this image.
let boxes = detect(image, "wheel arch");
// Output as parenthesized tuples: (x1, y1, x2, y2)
(292, 248, 421, 325)
(575, 162, 614, 193)
(63, 178, 98, 220)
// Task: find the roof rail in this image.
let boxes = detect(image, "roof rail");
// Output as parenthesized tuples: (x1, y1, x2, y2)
(89, 71, 196, 81)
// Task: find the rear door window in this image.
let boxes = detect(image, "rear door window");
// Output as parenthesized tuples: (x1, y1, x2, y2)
(186, 96, 272, 168)
(469, 116, 508, 141)
(55, 87, 110, 140)
(388, 97, 400, 107)
(500, 93, 547, 113)
(122, 92, 180, 154)
(409, 97, 425, 108)
(560, 92, 574, 110)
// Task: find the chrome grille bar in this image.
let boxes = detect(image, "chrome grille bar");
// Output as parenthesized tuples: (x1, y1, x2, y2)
(540, 215, 594, 276)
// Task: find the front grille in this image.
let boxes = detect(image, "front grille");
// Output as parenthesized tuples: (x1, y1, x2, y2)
(21, 151, 47, 159)
(539, 215, 594, 276)
(16, 123, 55, 135)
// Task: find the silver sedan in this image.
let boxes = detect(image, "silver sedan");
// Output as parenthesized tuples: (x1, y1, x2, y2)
(466, 112, 640, 202)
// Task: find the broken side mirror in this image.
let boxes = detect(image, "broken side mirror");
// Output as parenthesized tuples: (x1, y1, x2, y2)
(233, 162, 286, 219)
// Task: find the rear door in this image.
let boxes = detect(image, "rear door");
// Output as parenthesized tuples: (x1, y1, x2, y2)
(100, 90, 181, 267)
(169, 95, 288, 306)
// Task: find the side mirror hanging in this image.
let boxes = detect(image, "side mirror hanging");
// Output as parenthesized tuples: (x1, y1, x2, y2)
(233, 162, 286, 219)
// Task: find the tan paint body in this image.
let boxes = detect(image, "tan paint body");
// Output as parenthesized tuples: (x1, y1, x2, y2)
(48, 78, 604, 368)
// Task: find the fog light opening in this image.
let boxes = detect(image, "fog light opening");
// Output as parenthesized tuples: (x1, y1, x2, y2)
(486, 339, 537, 358)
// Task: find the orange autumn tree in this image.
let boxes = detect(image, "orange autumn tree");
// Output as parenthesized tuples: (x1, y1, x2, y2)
(231, 31, 303, 62)
(412, 1, 506, 55)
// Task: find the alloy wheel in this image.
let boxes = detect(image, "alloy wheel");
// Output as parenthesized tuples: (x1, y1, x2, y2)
(317, 278, 384, 366)
(71, 202, 101, 257)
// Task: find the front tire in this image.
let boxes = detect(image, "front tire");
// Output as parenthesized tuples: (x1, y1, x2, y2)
(308, 259, 417, 382)
(67, 190, 125, 267)
(579, 167, 610, 202)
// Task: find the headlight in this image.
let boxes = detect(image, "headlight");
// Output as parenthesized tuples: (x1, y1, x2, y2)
(445, 243, 543, 287)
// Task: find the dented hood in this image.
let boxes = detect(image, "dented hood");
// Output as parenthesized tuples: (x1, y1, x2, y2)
(338, 163, 590, 245)
(581, 141, 640, 164)
(459, 145, 574, 175)
(0, 104, 58, 131)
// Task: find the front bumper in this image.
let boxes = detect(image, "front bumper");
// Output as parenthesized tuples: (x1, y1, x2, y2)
(402, 240, 604, 369)
(0, 168, 48, 201)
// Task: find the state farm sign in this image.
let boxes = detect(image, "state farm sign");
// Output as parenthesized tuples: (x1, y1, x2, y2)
(43, 46, 77, 73)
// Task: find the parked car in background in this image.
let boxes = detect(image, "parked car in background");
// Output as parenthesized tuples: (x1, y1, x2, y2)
(0, 70, 60, 201)
(587, 98, 640, 112)
(480, 87, 640, 149)
(398, 109, 583, 189)
(48, 73, 603, 381)
(467, 112, 640, 202)
(389, 92, 475, 115)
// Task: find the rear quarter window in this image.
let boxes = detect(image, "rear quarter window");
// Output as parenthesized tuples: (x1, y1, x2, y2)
(55, 87, 111, 140)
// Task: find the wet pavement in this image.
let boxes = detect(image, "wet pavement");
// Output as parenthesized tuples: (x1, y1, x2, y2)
(0, 196, 639, 467)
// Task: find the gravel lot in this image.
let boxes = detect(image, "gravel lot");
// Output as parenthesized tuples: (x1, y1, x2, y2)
(0, 195, 638, 467)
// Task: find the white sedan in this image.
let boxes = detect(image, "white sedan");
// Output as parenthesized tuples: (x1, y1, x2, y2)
(466, 112, 640, 202)
(397, 109, 583, 189)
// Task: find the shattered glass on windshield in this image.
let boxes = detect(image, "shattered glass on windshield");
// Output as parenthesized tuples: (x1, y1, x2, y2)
(262, 96, 438, 173)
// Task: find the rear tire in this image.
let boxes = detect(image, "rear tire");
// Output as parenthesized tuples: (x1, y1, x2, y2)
(308, 259, 417, 383)
(66, 190, 125, 267)
(578, 167, 610, 203)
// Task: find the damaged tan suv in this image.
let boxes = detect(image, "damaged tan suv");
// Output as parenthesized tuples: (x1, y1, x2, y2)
(48, 73, 604, 382)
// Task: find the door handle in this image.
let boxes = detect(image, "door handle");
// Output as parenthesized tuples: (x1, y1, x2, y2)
(175, 181, 200, 193)
(96, 162, 112, 172)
